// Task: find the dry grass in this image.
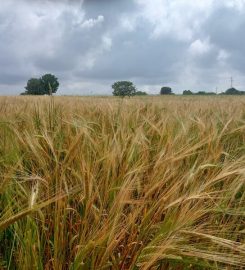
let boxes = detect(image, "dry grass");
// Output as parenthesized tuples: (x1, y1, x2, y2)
(0, 95, 245, 269)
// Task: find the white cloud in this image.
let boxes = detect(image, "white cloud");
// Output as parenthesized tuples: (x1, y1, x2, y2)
(134, 0, 215, 41)
(189, 39, 212, 56)
(120, 16, 136, 32)
(217, 49, 230, 62)
(80, 15, 104, 29)
(102, 36, 112, 51)
(224, 0, 245, 10)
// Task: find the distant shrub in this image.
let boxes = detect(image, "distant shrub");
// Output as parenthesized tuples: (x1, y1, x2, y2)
(182, 90, 216, 95)
(135, 91, 147, 96)
(183, 90, 193, 95)
(196, 91, 216, 95)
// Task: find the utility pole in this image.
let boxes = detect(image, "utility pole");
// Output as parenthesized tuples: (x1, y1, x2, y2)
(230, 77, 233, 88)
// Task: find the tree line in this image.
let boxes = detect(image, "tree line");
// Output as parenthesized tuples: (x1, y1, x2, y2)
(21, 75, 245, 96)
(112, 81, 245, 97)
(183, 88, 245, 95)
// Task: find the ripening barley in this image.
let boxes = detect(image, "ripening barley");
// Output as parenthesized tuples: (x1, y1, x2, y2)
(0, 96, 245, 270)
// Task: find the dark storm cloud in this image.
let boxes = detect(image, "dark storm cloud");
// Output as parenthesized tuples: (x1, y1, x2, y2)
(1, 0, 245, 95)
(79, 27, 188, 83)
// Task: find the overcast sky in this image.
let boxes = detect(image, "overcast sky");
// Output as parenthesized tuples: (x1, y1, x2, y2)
(1, 0, 245, 95)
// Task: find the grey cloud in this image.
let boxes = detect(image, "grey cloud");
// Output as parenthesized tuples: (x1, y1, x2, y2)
(79, 29, 188, 83)
(205, 8, 245, 50)
(1, 0, 245, 95)
(203, 7, 245, 72)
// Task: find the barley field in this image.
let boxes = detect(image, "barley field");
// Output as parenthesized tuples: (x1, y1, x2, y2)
(0, 96, 245, 270)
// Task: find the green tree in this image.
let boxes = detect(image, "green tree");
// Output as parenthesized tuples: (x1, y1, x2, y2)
(40, 74, 59, 95)
(160, 87, 173, 95)
(23, 78, 43, 95)
(23, 74, 59, 95)
(112, 81, 136, 97)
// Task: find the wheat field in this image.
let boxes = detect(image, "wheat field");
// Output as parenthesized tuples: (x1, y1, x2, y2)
(0, 96, 245, 269)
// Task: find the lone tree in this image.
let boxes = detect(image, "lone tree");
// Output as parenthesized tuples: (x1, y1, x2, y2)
(160, 87, 172, 95)
(23, 74, 59, 95)
(112, 81, 136, 97)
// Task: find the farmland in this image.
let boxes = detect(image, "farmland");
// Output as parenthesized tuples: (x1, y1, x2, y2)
(0, 96, 245, 269)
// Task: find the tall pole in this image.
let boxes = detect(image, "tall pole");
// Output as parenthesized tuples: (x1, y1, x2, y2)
(231, 77, 233, 88)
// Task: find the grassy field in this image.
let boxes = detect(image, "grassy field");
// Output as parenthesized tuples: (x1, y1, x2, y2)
(0, 96, 245, 269)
